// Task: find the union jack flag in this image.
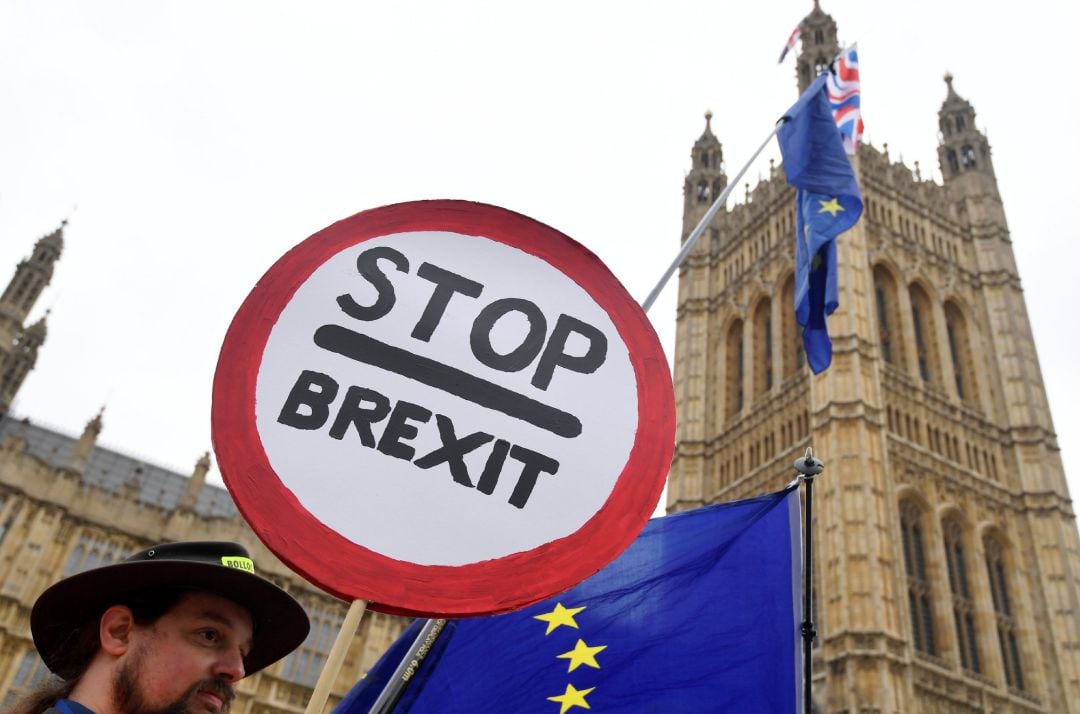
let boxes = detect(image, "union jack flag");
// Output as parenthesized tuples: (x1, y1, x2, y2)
(826, 46, 864, 154)
(778, 24, 801, 64)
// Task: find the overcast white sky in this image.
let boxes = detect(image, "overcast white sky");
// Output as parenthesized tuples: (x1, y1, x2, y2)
(2, 0, 1079, 511)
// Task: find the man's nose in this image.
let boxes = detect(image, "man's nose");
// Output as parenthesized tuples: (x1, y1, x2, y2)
(212, 648, 246, 683)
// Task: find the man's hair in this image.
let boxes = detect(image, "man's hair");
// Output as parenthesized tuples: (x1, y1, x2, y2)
(8, 588, 189, 714)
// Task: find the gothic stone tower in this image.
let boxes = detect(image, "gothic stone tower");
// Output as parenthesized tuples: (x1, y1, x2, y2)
(0, 222, 62, 414)
(667, 5, 1080, 713)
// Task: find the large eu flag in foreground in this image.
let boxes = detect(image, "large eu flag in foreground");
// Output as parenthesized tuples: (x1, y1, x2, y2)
(336, 487, 802, 713)
(778, 72, 863, 374)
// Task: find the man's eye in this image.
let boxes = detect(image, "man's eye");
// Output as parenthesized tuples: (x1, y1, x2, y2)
(199, 630, 219, 643)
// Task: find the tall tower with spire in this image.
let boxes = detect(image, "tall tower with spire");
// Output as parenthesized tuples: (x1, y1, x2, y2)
(668, 3, 1080, 712)
(0, 222, 63, 414)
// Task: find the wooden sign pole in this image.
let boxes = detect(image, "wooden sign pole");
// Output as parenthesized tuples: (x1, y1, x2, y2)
(305, 598, 369, 714)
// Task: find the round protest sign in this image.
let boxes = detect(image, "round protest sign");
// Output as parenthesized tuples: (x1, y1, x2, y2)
(212, 200, 674, 617)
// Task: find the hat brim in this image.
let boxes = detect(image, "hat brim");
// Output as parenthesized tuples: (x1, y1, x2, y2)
(31, 559, 310, 679)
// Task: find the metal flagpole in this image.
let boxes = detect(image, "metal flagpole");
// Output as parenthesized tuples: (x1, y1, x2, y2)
(793, 447, 824, 714)
(369, 619, 446, 714)
(641, 122, 783, 314)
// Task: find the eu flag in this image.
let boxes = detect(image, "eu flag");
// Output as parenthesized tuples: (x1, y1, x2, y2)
(336, 487, 802, 713)
(778, 72, 863, 374)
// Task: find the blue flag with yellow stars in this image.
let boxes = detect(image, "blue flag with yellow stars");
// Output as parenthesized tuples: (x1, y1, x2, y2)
(335, 487, 802, 713)
(778, 71, 863, 373)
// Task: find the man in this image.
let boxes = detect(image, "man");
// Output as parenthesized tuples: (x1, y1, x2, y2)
(11, 541, 310, 714)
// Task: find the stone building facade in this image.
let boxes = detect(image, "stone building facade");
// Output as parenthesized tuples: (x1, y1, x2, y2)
(0, 223, 409, 711)
(667, 4, 1080, 713)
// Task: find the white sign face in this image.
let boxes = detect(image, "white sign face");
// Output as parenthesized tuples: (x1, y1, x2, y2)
(214, 200, 674, 616)
(254, 230, 636, 566)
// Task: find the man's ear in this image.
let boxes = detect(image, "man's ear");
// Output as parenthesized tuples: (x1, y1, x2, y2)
(99, 605, 136, 656)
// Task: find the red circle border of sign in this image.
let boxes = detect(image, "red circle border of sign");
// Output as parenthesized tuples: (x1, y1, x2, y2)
(212, 200, 675, 618)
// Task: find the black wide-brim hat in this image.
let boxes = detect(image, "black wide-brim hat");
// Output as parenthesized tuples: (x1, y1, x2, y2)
(31, 541, 310, 679)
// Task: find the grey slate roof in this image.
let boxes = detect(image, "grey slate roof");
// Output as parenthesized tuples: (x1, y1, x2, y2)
(0, 414, 237, 519)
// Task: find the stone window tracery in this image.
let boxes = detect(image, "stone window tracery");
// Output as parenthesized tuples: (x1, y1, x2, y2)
(873, 266, 904, 368)
(947, 150, 960, 175)
(63, 531, 132, 577)
(753, 300, 772, 396)
(945, 301, 979, 407)
(696, 180, 710, 202)
(909, 284, 940, 385)
(725, 320, 744, 419)
(901, 499, 937, 656)
(280, 598, 344, 688)
(961, 145, 977, 169)
(985, 536, 1025, 691)
(943, 517, 981, 674)
(781, 276, 803, 377)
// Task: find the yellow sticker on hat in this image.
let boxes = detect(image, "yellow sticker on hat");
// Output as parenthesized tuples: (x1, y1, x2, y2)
(221, 556, 256, 574)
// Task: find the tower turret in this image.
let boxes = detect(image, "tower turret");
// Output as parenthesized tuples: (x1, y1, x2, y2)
(796, 1, 840, 94)
(0, 222, 64, 409)
(64, 407, 104, 477)
(682, 111, 726, 235)
(0, 221, 64, 327)
(937, 73, 997, 189)
(0, 312, 47, 413)
(180, 452, 212, 510)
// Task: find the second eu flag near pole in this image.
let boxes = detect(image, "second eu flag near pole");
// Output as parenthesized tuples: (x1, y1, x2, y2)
(777, 70, 863, 374)
(336, 486, 803, 713)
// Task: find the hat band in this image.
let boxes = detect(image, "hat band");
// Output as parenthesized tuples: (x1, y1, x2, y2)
(221, 556, 256, 574)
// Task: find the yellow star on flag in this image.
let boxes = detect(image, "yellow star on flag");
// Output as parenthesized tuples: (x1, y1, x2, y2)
(533, 603, 586, 635)
(818, 197, 844, 216)
(557, 638, 607, 672)
(547, 683, 596, 713)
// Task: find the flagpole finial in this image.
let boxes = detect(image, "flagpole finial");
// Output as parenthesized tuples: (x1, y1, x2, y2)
(794, 447, 824, 477)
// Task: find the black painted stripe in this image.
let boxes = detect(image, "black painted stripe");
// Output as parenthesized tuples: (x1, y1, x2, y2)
(312, 324, 582, 438)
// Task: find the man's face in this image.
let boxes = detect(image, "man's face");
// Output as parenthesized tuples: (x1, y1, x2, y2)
(113, 592, 254, 714)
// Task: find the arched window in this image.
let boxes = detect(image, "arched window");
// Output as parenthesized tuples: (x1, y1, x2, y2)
(900, 500, 937, 655)
(701, 153, 710, 168)
(909, 284, 940, 385)
(955, 114, 966, 131)
(753, 299, 772, 396)
(961, 145, 977, 169)
(697, 180, 710, 203)
(945, 301, 979, 406)
(940, 117, 952, 136)
(781, 275, 804, 377)
(873, 266, 905, 369)
(725, 320, 744, 419)
(943, 517, 981, 673)
(947, 150, 959, 175)
(985, 536, 1025, 691)
(280, 599, 345, 687)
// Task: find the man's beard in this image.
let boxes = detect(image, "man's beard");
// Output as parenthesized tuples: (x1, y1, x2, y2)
(114, 647, 235, 714)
